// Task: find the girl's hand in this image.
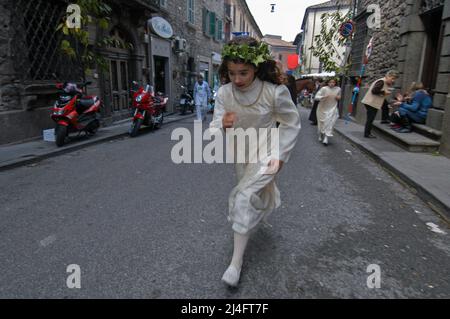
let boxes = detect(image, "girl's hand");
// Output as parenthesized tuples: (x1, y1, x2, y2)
(222, 112, 237, 129)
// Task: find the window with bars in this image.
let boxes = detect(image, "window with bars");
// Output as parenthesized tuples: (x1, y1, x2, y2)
(350, 11, 370, 75)
(11, 0, 83, 81)
(187, 0, 194, 24)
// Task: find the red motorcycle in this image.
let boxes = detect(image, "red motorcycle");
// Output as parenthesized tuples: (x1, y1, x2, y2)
(129, 82, 168, 137)
(51, 81, 102, 147)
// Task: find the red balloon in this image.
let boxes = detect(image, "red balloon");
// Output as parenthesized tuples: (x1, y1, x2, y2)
(287, 54, 299, 70)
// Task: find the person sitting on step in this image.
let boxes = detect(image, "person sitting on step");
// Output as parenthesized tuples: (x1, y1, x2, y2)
(390, 82, 432, 133)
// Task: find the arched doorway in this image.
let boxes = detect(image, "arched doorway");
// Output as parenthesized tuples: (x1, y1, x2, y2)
(106, 27, 133, 119)
(420, 4, 444, 93)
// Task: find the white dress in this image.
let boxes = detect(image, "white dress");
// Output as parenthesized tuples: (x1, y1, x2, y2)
(209, 78, 301, 234)
(315, 86, 341, 137)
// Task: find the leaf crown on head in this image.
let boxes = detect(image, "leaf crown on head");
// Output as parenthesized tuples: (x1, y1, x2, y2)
(222, 42, 272, 66)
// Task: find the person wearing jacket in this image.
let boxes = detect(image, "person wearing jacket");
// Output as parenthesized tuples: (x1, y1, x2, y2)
(361, 70, 399, 138)
(392, 82, 432, 132)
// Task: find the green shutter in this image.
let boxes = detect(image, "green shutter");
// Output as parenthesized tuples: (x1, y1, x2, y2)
(209, 12, 216, 37)
(202, 8, 208, 33)
(217, 20, 223, 41)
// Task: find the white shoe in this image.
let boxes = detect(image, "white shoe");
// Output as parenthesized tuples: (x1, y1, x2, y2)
(323, 136, 328, 145)
(318, 133, 323, 142)
(221, 265, 241, 287)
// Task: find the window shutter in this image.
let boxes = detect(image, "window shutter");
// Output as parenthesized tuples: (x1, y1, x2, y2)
(217, 20, 223, 41)
(209, 12, 216, 37)
(188, 0, 195, 24)
(202, 8, 208, 33)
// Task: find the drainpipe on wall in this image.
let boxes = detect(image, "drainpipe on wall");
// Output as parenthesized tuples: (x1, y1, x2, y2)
(309, 10, 317, 74)
(146, 19, 154, 87)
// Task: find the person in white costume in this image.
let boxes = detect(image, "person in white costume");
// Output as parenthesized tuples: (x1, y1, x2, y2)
(209, 37, 301, 287)
(193, 75, 211, 121)
(314, 78, 341, 145)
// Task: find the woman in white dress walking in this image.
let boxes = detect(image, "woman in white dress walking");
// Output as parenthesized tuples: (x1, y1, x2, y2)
(315, 78, 341, 145)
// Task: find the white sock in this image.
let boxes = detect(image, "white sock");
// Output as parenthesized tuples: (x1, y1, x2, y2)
(230, 232, 250, 270)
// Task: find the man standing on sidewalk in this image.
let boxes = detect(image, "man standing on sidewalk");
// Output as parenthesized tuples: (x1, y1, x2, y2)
(361, 70, 399, 138)
(194, 75, 211, 122)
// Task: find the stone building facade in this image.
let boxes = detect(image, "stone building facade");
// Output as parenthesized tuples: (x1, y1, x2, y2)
(341, 0, 450, 158)
(0, 0, 159, 144)
(225, 0, 262, 41)
(0, 0, 234, 145)
(158, 0, 225, 99)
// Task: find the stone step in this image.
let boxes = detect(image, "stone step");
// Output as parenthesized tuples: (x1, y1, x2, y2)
(372, 122, 440, 153)
(426, 108, 444, 131)
(411, 123, 443, 141)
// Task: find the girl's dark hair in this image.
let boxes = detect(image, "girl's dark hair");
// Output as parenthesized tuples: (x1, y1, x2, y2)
(326, 77, 339, 85)
(219, 36, 282, 85)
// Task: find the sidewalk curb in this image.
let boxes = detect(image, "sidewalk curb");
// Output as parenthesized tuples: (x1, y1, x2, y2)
(0, 113, 195, 173)
(334, 126, 450, 223)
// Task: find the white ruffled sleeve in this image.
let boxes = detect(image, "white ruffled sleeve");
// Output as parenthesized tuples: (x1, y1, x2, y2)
(314, 87, 327, 101)
(273, 85, 301, 163)
(209, 87, 225, 131)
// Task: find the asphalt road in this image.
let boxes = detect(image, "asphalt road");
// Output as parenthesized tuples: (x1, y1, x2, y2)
(0, 107, 449, 298)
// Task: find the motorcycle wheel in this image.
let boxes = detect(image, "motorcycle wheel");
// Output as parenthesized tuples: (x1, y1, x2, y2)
(55, 125, 67, 147)
(129, 118, 143, 137)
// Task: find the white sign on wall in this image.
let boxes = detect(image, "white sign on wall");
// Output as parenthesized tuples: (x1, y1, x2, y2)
(148, 17, 173, 39)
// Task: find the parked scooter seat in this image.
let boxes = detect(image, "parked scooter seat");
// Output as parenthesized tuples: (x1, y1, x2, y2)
(76, 98, 95, 113)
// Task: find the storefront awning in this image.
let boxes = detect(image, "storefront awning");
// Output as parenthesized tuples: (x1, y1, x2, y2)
(212, 52, 222, 65)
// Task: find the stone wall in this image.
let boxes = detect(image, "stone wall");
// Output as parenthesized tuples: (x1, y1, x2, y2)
(437, 1, 450, 157)
(357, 0, 407, 84)
(0, 0, 20, 113)
(160, 0, 225, 102)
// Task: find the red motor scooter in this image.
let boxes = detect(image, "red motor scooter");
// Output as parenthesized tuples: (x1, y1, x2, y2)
(129, 82, 168, 137)
(51, 81, 102, 147)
